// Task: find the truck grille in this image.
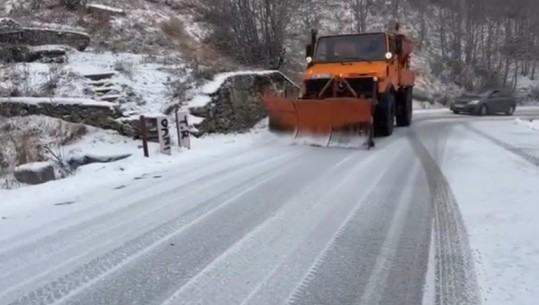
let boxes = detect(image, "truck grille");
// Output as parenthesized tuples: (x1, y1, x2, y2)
(303, 78, 376, 99)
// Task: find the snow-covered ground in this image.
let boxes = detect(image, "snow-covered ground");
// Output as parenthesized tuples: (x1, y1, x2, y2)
(0, 123, 277, 239)
(442, 119, 539, 305)
(0, 50, 193, 113)
(515, 118, 539, 132)
(2, 110, 539, 304)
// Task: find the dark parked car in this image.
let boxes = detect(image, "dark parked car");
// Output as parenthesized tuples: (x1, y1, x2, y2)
(450, 89, 517, 116)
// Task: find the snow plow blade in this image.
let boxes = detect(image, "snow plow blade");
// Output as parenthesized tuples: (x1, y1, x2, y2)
(263, 95, 375, 148)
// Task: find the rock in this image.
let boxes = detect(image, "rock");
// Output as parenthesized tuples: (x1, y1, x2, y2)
(0, 43, 30, 62)
(14, 161, 56, 185)
(0, 18, 90, 54)
(26, 45, 69, 63)
(192, 71, 300, 135)
(0, 18, 23, 33)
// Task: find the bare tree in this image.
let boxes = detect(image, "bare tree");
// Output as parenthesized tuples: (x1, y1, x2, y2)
(196, 0, 308, 68)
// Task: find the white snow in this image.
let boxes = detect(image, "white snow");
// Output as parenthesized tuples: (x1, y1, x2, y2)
(87, 3, 124, 14)
(188, 95, 211, 108)
(443, 121, 539, 305)
(15, 161, 54, 172)
(67, 51, 188, 114)
(0, 51, 188, 115)
(0, 125, 275, 235)
(186, 70, 286, 110)
(202, 71, 276, 95)
(515, 118, 539, 132)
(0, 97, 115, 108)
(27, 45, 74, 53)
(209, 70, 273, 92)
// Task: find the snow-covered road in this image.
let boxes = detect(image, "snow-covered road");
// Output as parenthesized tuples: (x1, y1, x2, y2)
(1, 108, 539, 305)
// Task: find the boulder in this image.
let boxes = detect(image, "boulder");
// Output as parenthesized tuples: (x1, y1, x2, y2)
(27, 45, 69, 63)
(14, 161, 56, 185)
(192, 71, 300, 135)
(0, 18, 23, 33)
(0, 18, 90, 53)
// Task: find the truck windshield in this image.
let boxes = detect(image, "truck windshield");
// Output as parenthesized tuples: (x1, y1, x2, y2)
(314, 33, 387, 62)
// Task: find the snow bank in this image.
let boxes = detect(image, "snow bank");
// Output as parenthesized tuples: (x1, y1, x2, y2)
(189, 95, 211, 108)
(514, 118, 539, 132)
(87, 3, 125, 14)
(0, 97, 115, 108)
(0, 124, 274, 218)
(15, 161, 54, 172)
(201, 70, 276, 95)
(27, 45, 74, 52)
(443, 123, 539, 305)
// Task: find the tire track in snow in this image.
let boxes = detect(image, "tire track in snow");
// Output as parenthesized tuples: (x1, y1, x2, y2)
(3, 150, 301, 305)
(1, 152, 305, 303)
(285, 143, 426, 305)
(408, 131, 481, 305)
(464, 123, 539, 167)
(160, 140, 404, 305)
(0, 142, 289, 253)
(6, 149, 350, 305)
(0, 146, 300, 276)
(357, 159, 424, 305)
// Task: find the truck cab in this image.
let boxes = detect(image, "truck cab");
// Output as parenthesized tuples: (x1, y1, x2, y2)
(302, 30, 416, 135)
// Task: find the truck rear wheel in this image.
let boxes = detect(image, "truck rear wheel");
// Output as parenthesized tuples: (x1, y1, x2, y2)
(396, 87, 413, 127)
(374, 90, 395, 137)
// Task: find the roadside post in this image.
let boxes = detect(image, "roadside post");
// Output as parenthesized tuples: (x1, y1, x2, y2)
(176, 111, 191, 149)
(157, 116, 172, 155)
(140, 115, 149, 157)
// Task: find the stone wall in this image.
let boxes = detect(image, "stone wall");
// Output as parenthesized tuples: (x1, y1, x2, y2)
(190, 72, 300, 135)
(0, 99, 133, 136)
(0, 18, 90, 53)
(0, 28, 90, 51)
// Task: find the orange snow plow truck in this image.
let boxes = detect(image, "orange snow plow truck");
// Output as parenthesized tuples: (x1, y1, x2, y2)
(263, 26, 415, 148)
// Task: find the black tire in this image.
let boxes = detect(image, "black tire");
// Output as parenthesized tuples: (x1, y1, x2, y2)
(452, 110, 460, 114)
(396, 87, 413, 127)
(506, 105, 516, 116)
(477, 104, 488, 116)
(374, 90, 395, 137)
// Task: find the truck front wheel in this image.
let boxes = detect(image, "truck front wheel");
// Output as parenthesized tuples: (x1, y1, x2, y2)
(374, 90, 395, 137)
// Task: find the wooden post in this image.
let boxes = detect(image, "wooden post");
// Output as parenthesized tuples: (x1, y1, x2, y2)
(140, 115, 149, 157)
(175, 110, 181, 147)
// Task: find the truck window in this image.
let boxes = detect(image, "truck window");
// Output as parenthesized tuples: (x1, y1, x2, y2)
(314, 33, 387, 62)
(389, 36, 396, 54)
